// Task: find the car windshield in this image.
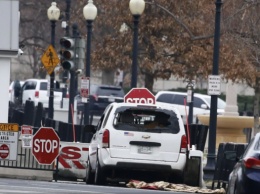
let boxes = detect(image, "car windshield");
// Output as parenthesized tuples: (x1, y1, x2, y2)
(113, 106, 180, 134)
(204, 97, 226, 109)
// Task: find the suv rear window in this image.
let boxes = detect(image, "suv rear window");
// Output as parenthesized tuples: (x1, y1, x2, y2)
(96, 86, 124, 97)
(113, 106, 180, 134)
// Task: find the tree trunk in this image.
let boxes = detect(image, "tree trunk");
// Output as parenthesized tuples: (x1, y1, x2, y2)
(144, 73, 154, 93)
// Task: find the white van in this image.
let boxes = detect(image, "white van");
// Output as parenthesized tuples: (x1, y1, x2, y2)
(155, 91, 226, 123)
(21, 79, 62, 108)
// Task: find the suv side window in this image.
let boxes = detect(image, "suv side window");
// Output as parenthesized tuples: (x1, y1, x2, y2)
(193, 97, 206, 108)
(24, 81, 36, 90)
(172, 94, 185, 105)
(157, 93, 174, 103)
(40, 82, 47, 90)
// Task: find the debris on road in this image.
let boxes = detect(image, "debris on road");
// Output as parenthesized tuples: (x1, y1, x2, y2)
(126, 180, 226, 194)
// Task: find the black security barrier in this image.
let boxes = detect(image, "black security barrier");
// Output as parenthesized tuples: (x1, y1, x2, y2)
(23, 100, 35, 126)
(57, 121, 68, 141)
(44, 118, 56, 129)
(81, 124, 95, 143)
(10, 109, 24, 126)
(185, 124, 209, 152)
(34, 102, 44, 128)
(212, 142, 247, 190)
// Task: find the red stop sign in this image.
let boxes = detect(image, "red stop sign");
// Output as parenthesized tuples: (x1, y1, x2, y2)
(32, 127, 60, 165)
(124, 88, 155, 104)
(0, 144, 9, 159)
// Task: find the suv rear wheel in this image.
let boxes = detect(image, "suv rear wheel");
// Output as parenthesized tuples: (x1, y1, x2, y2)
(86, 157, 94, 184)
(94, 155, 106, 185)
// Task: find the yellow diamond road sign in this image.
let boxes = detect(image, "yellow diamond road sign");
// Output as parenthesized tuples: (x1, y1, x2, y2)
(41, 45, 60, 75)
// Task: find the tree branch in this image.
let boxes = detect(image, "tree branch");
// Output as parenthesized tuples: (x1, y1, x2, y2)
(145, 1, 214, 40)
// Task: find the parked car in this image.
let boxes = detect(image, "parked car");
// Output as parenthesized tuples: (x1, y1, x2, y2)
(85, 102, 188, 185)
(21, 79, 62, 108)
(75, 84, 125, 116)
(9, 80, 25, 104)
(155, 91, 226, 123)
(226, 132, 260, 194)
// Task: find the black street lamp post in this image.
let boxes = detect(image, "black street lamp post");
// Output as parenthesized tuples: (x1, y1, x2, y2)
(47, 2, 60, 119)
(129, 0, 145, 88)
(204, 0, 223, 180)
(83, 0, 97, 125)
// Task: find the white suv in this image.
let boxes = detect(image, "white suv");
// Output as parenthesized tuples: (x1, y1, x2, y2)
(21, 79, 62, 108)
(86, 102, 188, 185)
(155, 91, 226, 123)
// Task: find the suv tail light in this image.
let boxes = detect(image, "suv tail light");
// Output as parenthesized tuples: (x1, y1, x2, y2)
(35, 91, 39, 98)
(93, 94, 98, 101)
(180, 135, 187, 153)
(244, 157, 260, 169)
(102, 129, 110, 148)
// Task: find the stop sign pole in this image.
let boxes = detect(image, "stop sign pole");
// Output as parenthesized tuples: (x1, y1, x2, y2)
(32, 127, 60, 165)
(124, 88, 155, 104)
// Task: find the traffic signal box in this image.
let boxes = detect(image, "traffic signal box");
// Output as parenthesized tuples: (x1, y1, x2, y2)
(74, 38, 86, 70)
(60, 37, 75, 70)
(60, 37, 85, 71)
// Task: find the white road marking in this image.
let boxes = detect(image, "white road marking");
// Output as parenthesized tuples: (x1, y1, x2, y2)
(0, 190, 40, 193)
(0, 185, 111, 194)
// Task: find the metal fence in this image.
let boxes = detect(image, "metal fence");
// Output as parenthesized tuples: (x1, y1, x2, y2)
(0, 139, 54, 171)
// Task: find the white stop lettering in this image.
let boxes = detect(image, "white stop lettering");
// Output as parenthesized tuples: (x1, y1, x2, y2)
(34, 139, 58, 153)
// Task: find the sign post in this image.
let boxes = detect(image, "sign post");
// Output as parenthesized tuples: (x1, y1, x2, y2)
(0, 123, 19, 160)
(32, 127, 60, 165)
(80, 77, 90, 103)
(124, 88, 155, 104)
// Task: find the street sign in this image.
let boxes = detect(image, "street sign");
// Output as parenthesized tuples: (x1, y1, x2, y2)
(32, 127, 60, 165)
(80, 77, 90, 103)
(0, 144, 9, 159)
(124, 88, 155, 104)
(21, 125, 33, 149)
(208, 75, 221, 95)
(41, 44, 60, 75)
(0, 123, 19, 160)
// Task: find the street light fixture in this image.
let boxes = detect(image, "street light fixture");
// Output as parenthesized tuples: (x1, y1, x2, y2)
(83, 0, 97, 125)
(47, 2, 60, 119)
(129, 0, 145, 88)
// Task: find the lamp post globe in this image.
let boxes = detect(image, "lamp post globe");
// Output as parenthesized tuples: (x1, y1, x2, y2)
(83, 0, 97, 21)
(129, 0, 145, 88)
(129, 0, 145, 15)
(47, 2, 60, 21)
(83, 0, 97, 125)
(47, 2, 60, 119)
